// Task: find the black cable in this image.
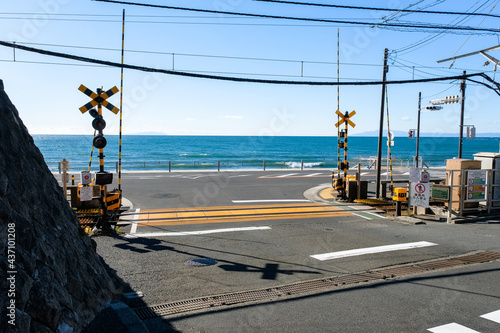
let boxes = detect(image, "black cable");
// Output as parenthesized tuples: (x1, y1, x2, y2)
(253, 0, 500, 19)
(92, 0, 500, 34)
(0, 40, 492, 88)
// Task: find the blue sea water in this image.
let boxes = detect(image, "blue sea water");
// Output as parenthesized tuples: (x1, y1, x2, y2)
(32, 135, 500, 172)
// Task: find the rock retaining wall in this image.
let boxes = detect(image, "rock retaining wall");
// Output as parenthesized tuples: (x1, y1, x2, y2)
(0, 79, 119, 332)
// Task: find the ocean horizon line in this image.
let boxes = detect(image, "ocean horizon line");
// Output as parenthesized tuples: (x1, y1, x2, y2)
(31, 133, 500, 138)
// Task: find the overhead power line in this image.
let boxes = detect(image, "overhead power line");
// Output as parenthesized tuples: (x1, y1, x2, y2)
(11, 41, 494, 76)
(0, 40, 495, 90)
(252, 0, 500, 19)
(92, 0, 500, 34)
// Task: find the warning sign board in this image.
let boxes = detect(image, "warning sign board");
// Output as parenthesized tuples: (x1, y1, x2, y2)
(335, 110, 356, 128)
(80, 186, 93, 202)
(410, 182, 430, 208)
(466, 170, 486, 202)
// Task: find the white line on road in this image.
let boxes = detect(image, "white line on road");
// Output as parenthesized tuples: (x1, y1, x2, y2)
(427, 323, 480, 333)
(124, 226, 271, 238)
(481, 309, 500, 323)
(232, 199, 311, 203)
(275, 173, 299, 178)
(129, 209, 141, 234)
(360, 172, 370, 176)
(304, 173, 323, 177)
(311, 241, 437, 261)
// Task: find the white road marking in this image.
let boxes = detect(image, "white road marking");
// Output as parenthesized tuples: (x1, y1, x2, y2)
(229, 174, 251, 178)
(311, 241, 437, 261)
(348, 205, 386, 219)
(232, 199, 311, 203)
(427, 323, 480, 333)
(350, 212, 372, 220)
(360, 172, 370, 176)
(304, 173, 323, 177)
(129, 209, 141, 234)
(276, 173, 299, 178)
(481, 309, 500, 323)
(124, 226, 271, 238)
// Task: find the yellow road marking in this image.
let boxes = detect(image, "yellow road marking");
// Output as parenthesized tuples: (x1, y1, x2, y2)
(130, 203, 353, 227)
(139, 211, 353, 226)
(319, 188, 336, 200)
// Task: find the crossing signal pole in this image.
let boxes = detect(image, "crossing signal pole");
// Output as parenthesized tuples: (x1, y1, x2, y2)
(78, 84, 119, 230)
(335, 110, 356, 200)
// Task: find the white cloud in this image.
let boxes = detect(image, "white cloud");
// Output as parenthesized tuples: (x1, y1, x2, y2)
(401, 116, 411, 121)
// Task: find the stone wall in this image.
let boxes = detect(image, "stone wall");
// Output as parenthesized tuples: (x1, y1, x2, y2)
(0, 79, 119, 332)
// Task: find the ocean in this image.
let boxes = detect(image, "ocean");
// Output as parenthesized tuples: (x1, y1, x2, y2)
(32, 135, 500, 173)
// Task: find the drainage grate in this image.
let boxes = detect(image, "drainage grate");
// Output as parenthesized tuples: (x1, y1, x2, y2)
(134, 251, 500, 320)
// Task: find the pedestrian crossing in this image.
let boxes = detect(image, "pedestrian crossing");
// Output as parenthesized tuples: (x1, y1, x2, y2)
(258, 172, 329, 179)
(428, 309, 500, 332)
(128, 170, 414, 180)
(125, 203, 354, 230)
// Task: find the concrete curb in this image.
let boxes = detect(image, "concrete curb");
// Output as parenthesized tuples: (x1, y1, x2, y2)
(303, 183, 334, 203)
(393, 216, 426, 225)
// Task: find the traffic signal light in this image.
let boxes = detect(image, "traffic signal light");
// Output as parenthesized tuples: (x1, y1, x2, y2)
(408, 130, 413, 138)
(426, 105, 443, 111)
(444, 95, 460, 104)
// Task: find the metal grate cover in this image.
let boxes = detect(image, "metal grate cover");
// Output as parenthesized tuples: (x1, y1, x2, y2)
(134, 251, 500, 320)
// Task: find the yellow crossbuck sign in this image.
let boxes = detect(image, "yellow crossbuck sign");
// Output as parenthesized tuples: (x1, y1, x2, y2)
(335, 110, 356, 128)
(78, 84, 119, 114)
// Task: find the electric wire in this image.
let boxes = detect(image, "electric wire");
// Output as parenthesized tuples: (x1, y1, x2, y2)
(0, 40, 495, 90)
(451, 0, 500, 60)
(253, 0, 500, 19)
(395, 0, 495, 55)
(9, 41, 494, 75)
(92, 0, 500, 34)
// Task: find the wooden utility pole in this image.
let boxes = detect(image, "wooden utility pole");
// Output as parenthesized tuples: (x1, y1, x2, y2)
(459, 71, 466, 158)
(376, 48, 389, 198)
(416, 92, 421, 167)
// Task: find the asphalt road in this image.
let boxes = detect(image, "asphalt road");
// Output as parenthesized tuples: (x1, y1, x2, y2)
(87, 169, 499, 333)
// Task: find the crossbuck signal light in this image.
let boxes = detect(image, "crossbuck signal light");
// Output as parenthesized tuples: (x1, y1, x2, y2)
(93, 135, 107, 149)
(92, 117, 106, 132)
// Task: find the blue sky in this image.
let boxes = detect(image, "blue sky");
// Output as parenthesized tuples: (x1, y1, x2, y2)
(1, 0, 500, 136)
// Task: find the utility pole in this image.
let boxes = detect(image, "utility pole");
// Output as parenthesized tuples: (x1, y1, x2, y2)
(459, 70, 466, 158)
(376, 48, 389, 198)
(416, 92, 421, 167)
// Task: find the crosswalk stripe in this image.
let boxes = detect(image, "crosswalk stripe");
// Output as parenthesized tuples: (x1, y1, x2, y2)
(304, 173, 323, 177)
(481, 309, 500, 323)
(427, 323, 480, 333)
(311, 241, 437, 261)
(276, 173, 298, 178)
